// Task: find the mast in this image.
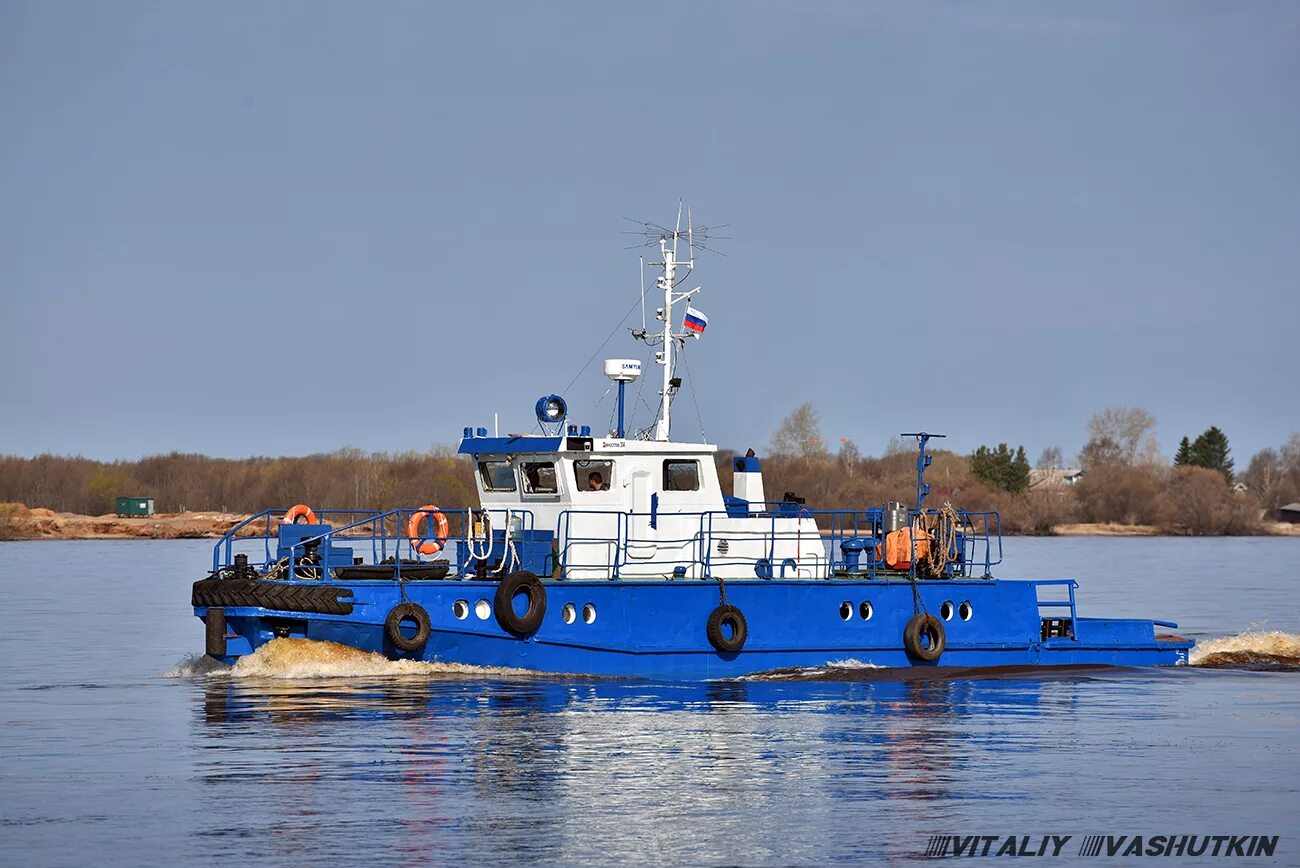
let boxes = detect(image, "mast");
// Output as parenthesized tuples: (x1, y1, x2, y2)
(651, 210, 698, 441)
(654, 233, 676, 440)
(628, 204, 711, 442)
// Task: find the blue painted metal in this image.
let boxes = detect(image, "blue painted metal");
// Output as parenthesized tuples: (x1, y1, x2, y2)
(535, 394, 568, 433)
(617, 380, 626, 437)
(457, 435, 564, 455)
(723, 495, 749, 518)
(734, 455, 761, 472)
(900, 431, 946, 510)
(194, 576, 1193, 678)
(840, 538, 868, 573)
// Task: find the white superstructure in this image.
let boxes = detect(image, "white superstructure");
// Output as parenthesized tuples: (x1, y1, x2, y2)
(457, 207, 826, 580)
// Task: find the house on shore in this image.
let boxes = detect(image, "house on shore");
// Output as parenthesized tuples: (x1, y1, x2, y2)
(1028, 468, 1085, 489)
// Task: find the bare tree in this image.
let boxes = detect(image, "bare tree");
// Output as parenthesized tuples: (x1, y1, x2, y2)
(1085, 407, 1161, 466)
(838, 438, 861, 478)
(1282, 433, 1300, 473)
(770, 403, 829, 462)
(1036, 446, 1063, 470)
(884, 435, 910, 457)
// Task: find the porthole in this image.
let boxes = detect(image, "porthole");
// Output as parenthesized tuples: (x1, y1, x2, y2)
(452, 600, 469, 620)
(859, 601, 873, 621)
(839, 601, 853, 621)
(959, 601, 973, 621)
(562, 603, 576, 624)
(475, 599, 491, 620)
(582, 603, 597, 624)
(940, 601, 954, 621)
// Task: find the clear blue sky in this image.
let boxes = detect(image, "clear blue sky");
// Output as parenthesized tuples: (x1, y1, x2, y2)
(2, 1, 1296, 465)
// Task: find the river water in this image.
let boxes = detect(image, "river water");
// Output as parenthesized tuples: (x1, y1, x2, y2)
(1, 538, 1297, 865)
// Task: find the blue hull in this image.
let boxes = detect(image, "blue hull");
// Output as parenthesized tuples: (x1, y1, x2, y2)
(196, 577, 1192, 679)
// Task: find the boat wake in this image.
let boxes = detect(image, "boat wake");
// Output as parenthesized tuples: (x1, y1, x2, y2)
(738, 658, 887, 681)
(160, 632, 1300, 682)
(162, 638, 544, 680)
(1189, 630, 1300, 671)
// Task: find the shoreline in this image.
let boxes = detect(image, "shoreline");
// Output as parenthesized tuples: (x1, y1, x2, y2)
(2, 507, 1297, 541)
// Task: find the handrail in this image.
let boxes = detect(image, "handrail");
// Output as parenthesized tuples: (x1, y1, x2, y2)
(212, 505, 536, 580)
(212, 501, 1004, 584)
(1032, 579, 1079, 630)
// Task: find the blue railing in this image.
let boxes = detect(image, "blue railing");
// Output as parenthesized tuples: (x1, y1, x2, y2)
(212, 509, 387, 573)
(212, 506, 537, 580)
(214, 503, 1004, 583)
(556, 505, 1002, 581)
(1032, 579, 1079, 627)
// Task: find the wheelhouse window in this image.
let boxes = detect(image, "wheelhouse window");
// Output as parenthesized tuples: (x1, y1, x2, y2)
(574, 459, 614, 492)
(663, 459, 700, 492)
(521, 461, 559, 494)
(478, 460, 516, 492)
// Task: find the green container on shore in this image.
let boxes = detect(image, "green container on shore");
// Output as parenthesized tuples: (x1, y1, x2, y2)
(115, 496, 155, 517)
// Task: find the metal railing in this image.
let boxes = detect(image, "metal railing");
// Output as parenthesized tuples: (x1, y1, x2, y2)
(1033, 579, 1079, 628)
(212, 506, 535, 580)
(214, 503, 1004, 583)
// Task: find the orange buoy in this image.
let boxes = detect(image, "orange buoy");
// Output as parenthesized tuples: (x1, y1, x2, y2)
(407, 505, 450, 556)
(884, 527, 930, 570)
(283, 503, 318, 525)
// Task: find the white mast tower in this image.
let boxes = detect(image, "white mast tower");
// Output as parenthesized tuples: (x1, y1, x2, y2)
(647, 205, 699, 441)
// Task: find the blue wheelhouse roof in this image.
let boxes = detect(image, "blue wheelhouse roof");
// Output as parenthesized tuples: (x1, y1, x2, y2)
(457, 435, 564, 455)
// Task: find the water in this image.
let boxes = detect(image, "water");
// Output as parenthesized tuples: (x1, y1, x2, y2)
(1, 538, 1297, 865)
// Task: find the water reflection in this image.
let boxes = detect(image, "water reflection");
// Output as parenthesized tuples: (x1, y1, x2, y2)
(191, 672, 1136, 862)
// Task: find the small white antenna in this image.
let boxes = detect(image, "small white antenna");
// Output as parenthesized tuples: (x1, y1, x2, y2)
(687, 204, 694, 265)
(639, 255, 647, 332)
(673, 200, 683, 263)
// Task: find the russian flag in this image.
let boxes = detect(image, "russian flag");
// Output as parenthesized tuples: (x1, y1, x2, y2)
(683, 306, 709, 335)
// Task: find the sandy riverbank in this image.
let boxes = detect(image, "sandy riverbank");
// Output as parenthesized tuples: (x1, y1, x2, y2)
(1050, 521, 1300, 537)
(0, 505, 256, 540)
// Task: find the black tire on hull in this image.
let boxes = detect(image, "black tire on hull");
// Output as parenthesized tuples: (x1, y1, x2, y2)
(707, 604, 747, 653)
(494, 571, 547, 636)
(903, 613, 946, 662)
(385, 602, 431, 653)
(204, 607, 227, 658)
(191, 578, 354, 616)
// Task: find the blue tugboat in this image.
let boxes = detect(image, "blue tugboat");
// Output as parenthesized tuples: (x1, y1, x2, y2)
(192, 213, 1193, 679)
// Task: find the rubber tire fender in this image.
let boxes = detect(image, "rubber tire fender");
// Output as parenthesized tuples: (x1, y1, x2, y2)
(204, 607, 227, 658)
(385, 602, 431, 653)
(707, 604, 747, 653)
(903, 612, 945, 662)
(494, 571, 547, 636)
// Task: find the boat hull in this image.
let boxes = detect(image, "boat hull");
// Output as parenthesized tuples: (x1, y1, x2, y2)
(194, 577, 1192, 679)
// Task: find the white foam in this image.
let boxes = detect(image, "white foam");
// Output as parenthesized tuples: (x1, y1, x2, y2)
(231, 638, 544, 679)
(1189, 629, 1300, 665)
(161, 638, 541, 680)
(158, 653, 231, 678)
(824, 658, 887, 670)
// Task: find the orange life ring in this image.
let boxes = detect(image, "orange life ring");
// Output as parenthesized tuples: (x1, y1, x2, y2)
(408, 505, 449, 556)
(283, 503, 318, 525)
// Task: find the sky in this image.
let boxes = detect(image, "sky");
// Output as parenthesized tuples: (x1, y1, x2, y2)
(1, 1, 1296, 466)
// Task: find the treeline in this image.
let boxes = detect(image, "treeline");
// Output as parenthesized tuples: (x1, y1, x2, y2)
(0, 449, 475, 516)
(1, 405, 1296, 536)
(754, 404, 1300, 536)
